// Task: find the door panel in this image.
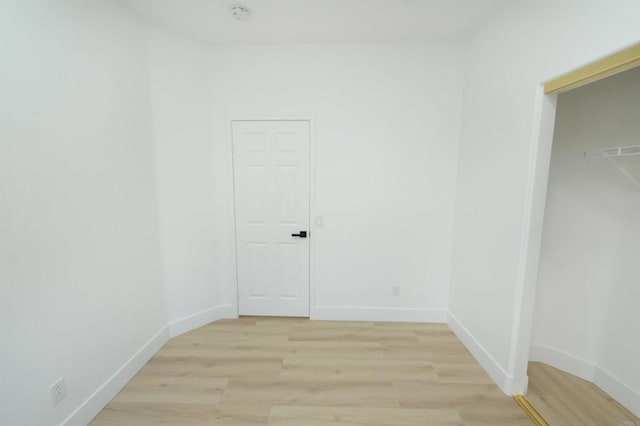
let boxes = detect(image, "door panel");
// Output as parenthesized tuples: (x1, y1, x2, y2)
(233, 120, 310, 317)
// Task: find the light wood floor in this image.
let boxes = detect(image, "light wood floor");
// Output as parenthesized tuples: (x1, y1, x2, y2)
(91, 317, 532, 425)
(527, 362, 639, 426)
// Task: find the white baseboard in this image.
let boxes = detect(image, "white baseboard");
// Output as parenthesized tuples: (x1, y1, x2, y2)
(168, 304, 237, 337)
(62, 326, 170, 426)
(447, 311, 514, 394)
(312, 306, 447, 322)
(529, 343, 596, 382)
(63, 304, 237, 426)
(594, 367, 640, 418)
(530, 343, 640, 417)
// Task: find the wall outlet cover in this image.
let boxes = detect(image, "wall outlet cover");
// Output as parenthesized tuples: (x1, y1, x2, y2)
(51, 378, 67, 406)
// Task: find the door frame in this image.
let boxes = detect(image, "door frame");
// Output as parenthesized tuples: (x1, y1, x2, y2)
(227, 113, 317, 318)
(511, 42, 640, 394)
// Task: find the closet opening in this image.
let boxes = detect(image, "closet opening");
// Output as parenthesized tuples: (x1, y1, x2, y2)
(528, 65, 640, 424)
(514, 43, 640, 424)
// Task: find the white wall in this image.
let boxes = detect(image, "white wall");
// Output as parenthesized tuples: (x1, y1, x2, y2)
(0, 1, 167, 425)
(148, 30, 466, 323)
(448, 0, 640, 394)
(146, 29, 234, 334)
(530, 67, 640, 415)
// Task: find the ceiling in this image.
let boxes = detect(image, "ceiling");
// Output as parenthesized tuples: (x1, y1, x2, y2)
(121, 0, 506, 44)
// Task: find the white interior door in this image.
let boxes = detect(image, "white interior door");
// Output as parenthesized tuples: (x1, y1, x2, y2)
(232, 120, 310, 317)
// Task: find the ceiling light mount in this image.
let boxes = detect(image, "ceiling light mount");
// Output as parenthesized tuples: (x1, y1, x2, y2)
(231, 4, 250, 21)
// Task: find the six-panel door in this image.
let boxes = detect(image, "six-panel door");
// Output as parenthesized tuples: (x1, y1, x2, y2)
(232, 120, 310, 317)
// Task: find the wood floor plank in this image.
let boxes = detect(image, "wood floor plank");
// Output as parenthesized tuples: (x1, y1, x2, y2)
(281, 357, 438, 382)
(458, 406, 535, 426)
(111, 376, 228, 404)
(254, 316, 309, 326)
(140, 355, 283, 378)
(293, 320, 377, 329)
(380, 343, 431, 360)
(288, 327, 419, 344)
(169, 330, 291, 343)
(159, 340, 290, 358)
(268, 405, 464, 426)
(92, 401, 270, 426)
(287, 340, 385, 359)
(432, 362, 494, 384)
(222, 378, 400, 408)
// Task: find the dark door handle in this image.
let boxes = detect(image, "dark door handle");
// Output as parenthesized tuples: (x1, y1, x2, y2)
(291, 231, 307, 238)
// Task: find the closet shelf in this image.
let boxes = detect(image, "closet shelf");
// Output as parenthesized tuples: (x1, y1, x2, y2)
(585, 144, 640, 159)
(584, 144, 640, 189)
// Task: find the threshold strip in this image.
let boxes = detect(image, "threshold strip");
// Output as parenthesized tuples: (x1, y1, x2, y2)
(513, 394, 550, 426)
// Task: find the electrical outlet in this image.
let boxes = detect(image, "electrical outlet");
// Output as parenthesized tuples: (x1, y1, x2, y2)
(392, 286, 400, 296)
(51, 378, 67, 406)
